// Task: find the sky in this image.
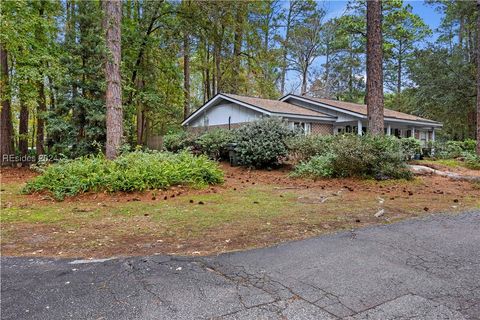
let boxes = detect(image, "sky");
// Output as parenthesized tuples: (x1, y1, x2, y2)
(323, 0, 442, 37)
(285, 0, 444, 93)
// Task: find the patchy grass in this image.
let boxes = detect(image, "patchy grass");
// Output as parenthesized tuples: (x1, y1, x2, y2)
(416, 159, 462, 168)
(1, 164, 479, 258)
(412, 159, 480, 177)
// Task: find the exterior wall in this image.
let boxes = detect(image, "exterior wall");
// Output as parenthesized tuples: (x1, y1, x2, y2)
(189, 103, 262, 127)
(311, 123, 333, 135)
(187, 122, 244, 134)
(187, 121, 333, 136)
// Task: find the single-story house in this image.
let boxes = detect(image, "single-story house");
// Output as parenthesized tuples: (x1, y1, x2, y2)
(182, 93, 443, 145)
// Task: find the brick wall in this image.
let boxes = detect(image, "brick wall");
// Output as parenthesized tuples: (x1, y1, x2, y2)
(311, 123, 333, 135)
(187, 121, 334, 136)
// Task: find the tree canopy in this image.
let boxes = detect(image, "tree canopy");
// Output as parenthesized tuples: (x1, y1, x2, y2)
(0, 0, 479, 161)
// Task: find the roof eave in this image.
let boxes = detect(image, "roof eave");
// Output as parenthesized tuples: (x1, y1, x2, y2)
(182, 94, 272, 126)
(384, 117, 443, 127)
(282, 94, 443, 126)
(273, 113, 337, 122)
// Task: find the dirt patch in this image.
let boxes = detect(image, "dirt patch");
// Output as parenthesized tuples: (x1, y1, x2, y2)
(1, 163, 479, 258)
(1, 166, 38, 184)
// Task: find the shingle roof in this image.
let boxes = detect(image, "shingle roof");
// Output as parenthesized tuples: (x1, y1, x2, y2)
(223, 94, 334, 119)
(297, 96, 440, 123)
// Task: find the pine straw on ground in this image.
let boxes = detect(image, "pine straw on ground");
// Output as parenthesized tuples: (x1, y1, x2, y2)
(1, 163, 479, 258)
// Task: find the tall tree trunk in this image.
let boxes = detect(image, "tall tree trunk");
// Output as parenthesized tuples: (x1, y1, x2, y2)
(183, 33, 190, 119)
(36, 78, 46, 157)
(127, 3, 160, 106)
(348, 41, 354, 96)
(397, 40, 402, 95)
(459, 14, 464, 50)
(35, 3, 46, 158)
(19, 94, 29, 159)
(206, 47, 211, 100)
(136, 79, 145, 145)
(104, 0, 123, 159)
(366, 0, 384, 135)
(301, 67, 308, 95)
(47, 75, 55, 150)
(31, 115, 35, 150)
(212, 43, 217, 95)
(48, 75, 55, 111)
(232, 2, 245, 94)
(280, 4, 293, 95)
(476, 0, 480, 155)
(324, 42, 331, 97)
(214, 33, 222, 94)
(0, 44, 14, 164)
(204, 38, 211, 101)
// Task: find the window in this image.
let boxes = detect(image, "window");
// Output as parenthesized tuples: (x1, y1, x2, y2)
(290, 121, 311, 135)
(420, 131, 426, 142)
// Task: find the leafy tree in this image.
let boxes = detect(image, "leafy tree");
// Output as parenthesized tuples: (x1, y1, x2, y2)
(287, 6, 325, 95)
(400, 0, 477, 139)
(383, 4, 431, 94)
(2, 0, 477, 162)
(279, 0, 317, 95)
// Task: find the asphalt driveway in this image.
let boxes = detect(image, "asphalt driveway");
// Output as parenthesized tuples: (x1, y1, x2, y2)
(2, 211, 479, 320)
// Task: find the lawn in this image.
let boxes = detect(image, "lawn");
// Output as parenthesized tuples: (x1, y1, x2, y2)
(1, 164, 479, 258)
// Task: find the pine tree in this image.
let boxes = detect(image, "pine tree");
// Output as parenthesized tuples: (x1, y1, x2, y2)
(104, 0, 123, 159)
(476, 0, 480, 155)
(366, 0, 384, 135)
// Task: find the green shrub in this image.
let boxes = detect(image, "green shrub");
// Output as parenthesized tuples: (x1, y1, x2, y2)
(291, 154, 335, 179)
(439, 141, 463, 158)
(163, 131, 197, 152)
(292, 134, 412, 180)
(400, 137, 421, 160)
(286, 134, 335, 163)
(464, 153, 480, 170)
(23, 151, 224, 200)
(327, 134, 372, 177)
(359, 135, 412, 179)
(433, 140, 477, 159)
(196, 129, 235, 160)
(233, 118, 294, 168)
(461, 139, 477, 153)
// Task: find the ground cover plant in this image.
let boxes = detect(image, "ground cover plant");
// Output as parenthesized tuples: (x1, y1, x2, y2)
(22, 151, 223, 200)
